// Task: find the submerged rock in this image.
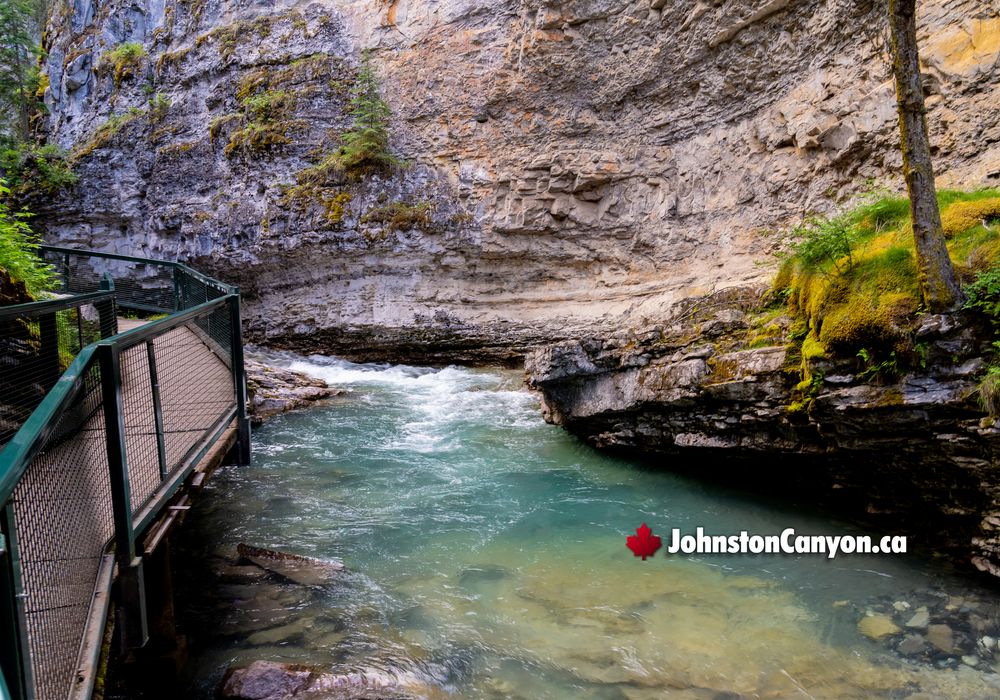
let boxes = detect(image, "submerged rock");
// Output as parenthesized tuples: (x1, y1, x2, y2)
(927, 624, 956, 654)
(237, 543, 344, 586)
(247, 617, 315, 646)
(221, 661, 312, 700)
(907, 609, 931, 629)
(219, 660, 428, 700)
(858, 615, 901, 640)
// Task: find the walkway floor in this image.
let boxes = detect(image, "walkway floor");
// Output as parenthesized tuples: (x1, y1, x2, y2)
(10, 315, 236, 700)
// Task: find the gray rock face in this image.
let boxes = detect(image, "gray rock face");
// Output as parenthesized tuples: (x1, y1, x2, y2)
(35, 0, 1000, 360)
(525, 289, 1000, 577)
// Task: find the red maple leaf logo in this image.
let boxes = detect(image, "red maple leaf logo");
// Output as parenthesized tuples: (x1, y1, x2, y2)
(626, 523, 661, 560)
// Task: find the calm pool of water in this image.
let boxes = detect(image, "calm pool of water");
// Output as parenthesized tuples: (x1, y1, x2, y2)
(176, 352, 1000, 699)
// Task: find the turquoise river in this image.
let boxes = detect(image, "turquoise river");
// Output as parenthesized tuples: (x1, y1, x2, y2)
(176, 352, 1000, 699)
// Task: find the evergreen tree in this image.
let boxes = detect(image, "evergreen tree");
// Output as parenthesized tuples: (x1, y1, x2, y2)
(0, 0, 40, 144)
(337, 49, 398, 173)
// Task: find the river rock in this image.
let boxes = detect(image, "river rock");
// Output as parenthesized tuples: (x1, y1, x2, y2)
(237, 543, 344, 586)
(858, 614, 901, 640)
(897, 634, 927, 656)
(246, 359, 340, 424)
(906, 609, 931, 629)
(214, 563, 271, 584)
(220, 660, 313, 699)
(927, 624, 955, 653)
(220, 660, 427, 700)
(247, 617, 314, 646)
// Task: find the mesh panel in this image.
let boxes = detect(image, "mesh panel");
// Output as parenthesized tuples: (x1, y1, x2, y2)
(0, 301, 116, 448)
(174, 268, 227, 312)
(9, 367, 113, 700)
(119, 305, 235, 513)
(3, 248, 242, 700)
(42, 251, 175, 313)
(120, 343, 161, 512)
(40, 250, 231, 315)
(151, 308, 236, 477)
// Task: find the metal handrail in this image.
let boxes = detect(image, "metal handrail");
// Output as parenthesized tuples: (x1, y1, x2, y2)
(0, 289, 116, 321)
(0, 295, 230, 504)
(39, 245, 236, 296)
(0, 247, 250, 700)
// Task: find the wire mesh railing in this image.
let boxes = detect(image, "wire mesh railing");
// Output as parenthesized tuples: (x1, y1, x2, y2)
(0, 287, 117, 449)
(39, 246, 232, 315)
(0, 248, 250, 700)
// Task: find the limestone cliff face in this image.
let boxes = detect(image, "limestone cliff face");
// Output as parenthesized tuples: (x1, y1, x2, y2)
(37, 0, 1000, 360)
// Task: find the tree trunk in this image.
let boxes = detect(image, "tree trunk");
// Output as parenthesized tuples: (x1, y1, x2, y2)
(888, 0, 963, 311)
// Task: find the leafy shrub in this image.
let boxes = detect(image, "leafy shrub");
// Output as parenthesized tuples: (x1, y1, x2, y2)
(964, 265, 1000, 325)
(0, 143, 78, 196)
(787, 212, 862, 275)
(0, 180, 56, 299)
(978, 365, 1000, 418)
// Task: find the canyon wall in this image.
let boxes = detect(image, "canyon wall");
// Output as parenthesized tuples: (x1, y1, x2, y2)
(36, 0, 1000, 360)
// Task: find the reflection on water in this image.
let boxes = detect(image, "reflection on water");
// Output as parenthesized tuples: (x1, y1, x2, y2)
(176, 352, 1000, 699)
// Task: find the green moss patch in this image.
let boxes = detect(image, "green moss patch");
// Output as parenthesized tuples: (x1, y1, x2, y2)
(772, 188, 1000, 387)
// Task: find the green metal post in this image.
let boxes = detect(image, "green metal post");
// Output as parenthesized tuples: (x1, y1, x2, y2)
(172, 268, 182, 313)
(96, 275, 117, 338)
(227, 294, 251, 466)
(62, 253, 70, 292)
(0, 506, 31, 700)
(39, 312, 60, 391)
(146, 341, 168, 480)
(98, 344, 148, 650)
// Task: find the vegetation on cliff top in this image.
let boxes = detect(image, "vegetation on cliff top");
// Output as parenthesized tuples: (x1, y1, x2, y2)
(0, 142, 77, 196)
(0, 0, 77, 202)
(0, 0, 45, 144)
(774, 188, 1000, 402)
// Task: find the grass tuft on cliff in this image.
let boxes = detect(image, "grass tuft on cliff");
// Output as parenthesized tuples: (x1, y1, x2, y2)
(101, 42, 146, 87)
(773, 188, 1000, 390)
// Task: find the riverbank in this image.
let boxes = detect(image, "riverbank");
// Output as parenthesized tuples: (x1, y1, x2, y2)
(524, 284, 1000, 579)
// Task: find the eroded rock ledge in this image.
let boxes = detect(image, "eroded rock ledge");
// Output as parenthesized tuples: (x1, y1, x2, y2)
(525, 287, 1000, 577)
(246, 357, 339, 424)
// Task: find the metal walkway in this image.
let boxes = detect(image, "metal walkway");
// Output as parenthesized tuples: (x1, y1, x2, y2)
(0, 248, 251, 700)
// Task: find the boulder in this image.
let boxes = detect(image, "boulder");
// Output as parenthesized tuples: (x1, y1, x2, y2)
(220, 661, 312, 700)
